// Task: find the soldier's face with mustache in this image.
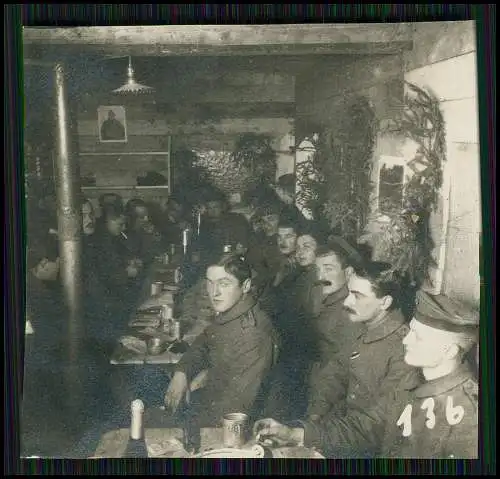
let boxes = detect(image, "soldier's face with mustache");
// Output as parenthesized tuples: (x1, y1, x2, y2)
(82, 201, 96, 236)
(315, 252, 346, 296)
(277, 226, 297, 256)
(343, 273, 391, 323)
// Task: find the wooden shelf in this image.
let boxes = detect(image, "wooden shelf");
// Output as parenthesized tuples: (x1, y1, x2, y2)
(79, 152, 170, 156)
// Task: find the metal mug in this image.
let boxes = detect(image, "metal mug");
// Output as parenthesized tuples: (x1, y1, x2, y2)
(171, 320, 181, 340)
(174, 267, 183, 284)
(151, 281, 163, 296)
(222, 413, 249, 449)
(147, 337, 166, 355)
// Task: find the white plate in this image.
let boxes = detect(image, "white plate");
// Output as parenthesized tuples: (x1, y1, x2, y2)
(194, 445, 265, 458)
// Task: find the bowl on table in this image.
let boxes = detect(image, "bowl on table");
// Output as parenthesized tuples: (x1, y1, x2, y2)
(146, 336, 169, 356)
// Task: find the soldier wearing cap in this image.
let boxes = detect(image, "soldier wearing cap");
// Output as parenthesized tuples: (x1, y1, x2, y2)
(380, 290, 479, 459)
(254, 260, 421, 457)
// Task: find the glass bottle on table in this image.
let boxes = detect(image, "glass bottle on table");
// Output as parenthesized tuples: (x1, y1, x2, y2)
(182, 227, 192, 256)
(178, 396, 200, 454)
(123, 399, 148, 458)
(161, 305, 173, 334)
(168, 317, 189, 354)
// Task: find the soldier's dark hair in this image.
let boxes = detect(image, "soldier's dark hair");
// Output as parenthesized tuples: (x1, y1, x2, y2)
(125, 198, 148, 215)
(298, 221, 329, 246)
(98, 193, 123, 209)
(167, 192, 186, 208)
(316, 243, 351, 269)
(277, 210, 307, 236)
(27, 234, 59, 270)
(102, 202, 125, 220)
(316, 236, 363, 269)
(204, 186, 229, 206)
(350, 260, 403, 311)
(209, 250, 253, 285)
(80, 196, 93, 210)
(254, 201, 282, 218)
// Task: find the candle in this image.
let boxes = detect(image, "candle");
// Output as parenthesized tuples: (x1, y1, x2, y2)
(182, 228, 189, 255)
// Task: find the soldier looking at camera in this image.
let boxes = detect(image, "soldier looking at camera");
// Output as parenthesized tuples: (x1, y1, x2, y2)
(164, 251, 276, 427)
(254, 260, 421, 458)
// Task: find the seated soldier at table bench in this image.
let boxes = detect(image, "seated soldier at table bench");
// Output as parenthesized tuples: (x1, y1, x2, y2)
(164, 250, 276, 427)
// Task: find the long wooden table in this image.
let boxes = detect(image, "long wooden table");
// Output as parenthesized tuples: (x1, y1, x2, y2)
(92, 426, 325, 459)
(109, 286, 210, 365)
(109, 255, 211, 366)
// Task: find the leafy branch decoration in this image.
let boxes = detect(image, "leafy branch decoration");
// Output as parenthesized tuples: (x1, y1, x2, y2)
(191, 133, 277, 196)
(295, 95, 377, 241)
(376, 81, 446, 287)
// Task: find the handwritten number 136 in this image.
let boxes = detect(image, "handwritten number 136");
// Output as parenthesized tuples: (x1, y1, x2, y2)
(397, 397, 465, 437)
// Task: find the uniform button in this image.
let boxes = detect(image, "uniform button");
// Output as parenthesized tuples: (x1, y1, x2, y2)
(449, 454, 455, 459)
(349, 394, 356, 400)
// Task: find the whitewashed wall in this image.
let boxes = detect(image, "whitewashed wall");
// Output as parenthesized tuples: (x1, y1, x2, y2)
(404, 21, 481, 305)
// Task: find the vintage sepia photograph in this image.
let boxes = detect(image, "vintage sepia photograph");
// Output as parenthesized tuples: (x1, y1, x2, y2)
(20, 22, 483, 461)
(98, 105, 128, 143)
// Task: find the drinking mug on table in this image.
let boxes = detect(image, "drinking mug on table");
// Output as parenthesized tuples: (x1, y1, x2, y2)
(222, 413, 249, 449)
(174, 267, 183, 284)
(151, 281, 164, 296)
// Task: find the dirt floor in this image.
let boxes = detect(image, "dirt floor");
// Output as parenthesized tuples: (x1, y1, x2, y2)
(20, 360, 172, 458)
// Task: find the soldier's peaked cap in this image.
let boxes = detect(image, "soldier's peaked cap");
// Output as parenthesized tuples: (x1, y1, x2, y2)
(414, 290, 479, 335)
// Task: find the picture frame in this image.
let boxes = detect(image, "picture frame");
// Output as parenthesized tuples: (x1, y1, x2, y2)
(97, 105, 128, 143)
(376, 155, 408, 215)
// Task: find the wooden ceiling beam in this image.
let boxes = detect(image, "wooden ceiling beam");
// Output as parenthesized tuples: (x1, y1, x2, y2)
(23, 24, 413, 59)
(24, 41, 413, 60)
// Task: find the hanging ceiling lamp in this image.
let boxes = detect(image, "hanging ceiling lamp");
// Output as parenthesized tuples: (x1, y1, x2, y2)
(112, 56, 155, 95)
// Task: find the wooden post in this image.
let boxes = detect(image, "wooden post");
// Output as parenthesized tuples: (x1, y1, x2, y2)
(53, 63, 83, 363)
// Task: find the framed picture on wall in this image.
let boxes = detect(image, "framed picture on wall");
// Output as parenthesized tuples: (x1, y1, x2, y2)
(97, 105, 128, 143)
(377, 155, 407, 215)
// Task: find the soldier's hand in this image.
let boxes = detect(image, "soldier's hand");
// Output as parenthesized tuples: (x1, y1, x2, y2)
(126, 264, 140, 278)
(164, 371, 188, 414)
(132, 258, 144, 269)
(253, 418, 298, 447)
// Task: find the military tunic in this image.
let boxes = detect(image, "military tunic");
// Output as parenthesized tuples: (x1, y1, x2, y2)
(307, 285, 362, 419)
(296, 309, 422, 458)
(174, 295, 275, 426)
(259, 261, 317, 421)
(381, 364, 478, 459)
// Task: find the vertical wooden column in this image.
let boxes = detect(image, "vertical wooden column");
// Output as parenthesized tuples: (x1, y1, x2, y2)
(53, 63, 83, 363)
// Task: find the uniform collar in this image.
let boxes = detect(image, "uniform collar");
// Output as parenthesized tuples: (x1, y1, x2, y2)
(362, 309, 406, 344)
(413, 363, 475, 398)
(323, 284, 349, 307)
(214, 295, 255, 325)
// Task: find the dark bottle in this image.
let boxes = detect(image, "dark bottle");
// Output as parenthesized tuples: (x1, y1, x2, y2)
(123, 399, 148, 458)
(180, 404, 200, 454)
(168, 338, 189, 355)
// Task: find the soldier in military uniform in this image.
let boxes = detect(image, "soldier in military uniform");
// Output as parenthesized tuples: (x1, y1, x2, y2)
(306, 240, 364, 420)
(380, 290, 479, 459)
(254, 260, 421, 458)
(164, 251, 276, 427)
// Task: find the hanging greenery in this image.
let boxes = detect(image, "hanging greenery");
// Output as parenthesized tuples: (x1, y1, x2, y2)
(192, 133, 277, 196)
(375, 81, 446, 288)
(296, 95, 377, 241)
(232, 133, 277, 186)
